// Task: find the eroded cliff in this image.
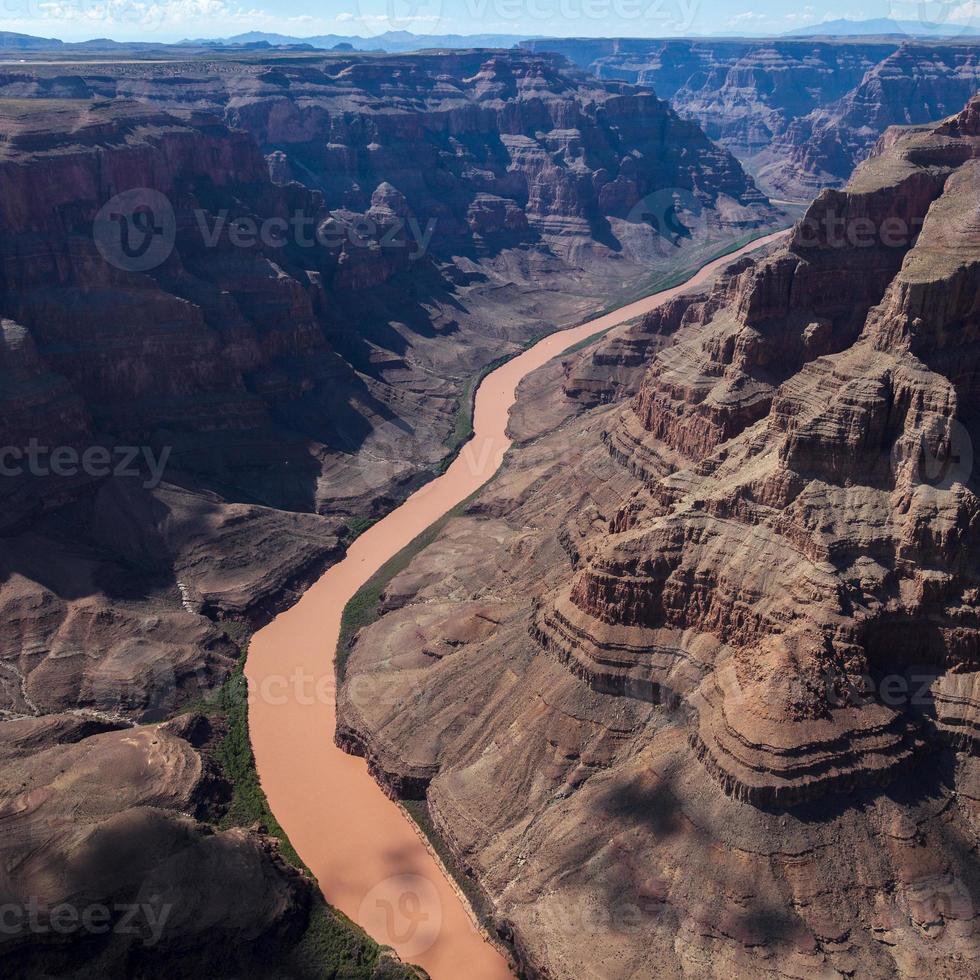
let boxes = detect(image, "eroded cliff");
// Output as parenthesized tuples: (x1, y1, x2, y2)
(0, 50, 780, 975)
(525, 37, 980, 200)
(338, 97, 980, 978)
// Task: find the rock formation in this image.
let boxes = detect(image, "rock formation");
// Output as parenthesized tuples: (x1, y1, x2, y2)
(0, 713, 310, 977)
(338, 97, 980, 978)
(0, 49, 778, 717)
(8, 43, 978, 978)
(0, 49, 778, 724)
(0, 52, 776, 526)
(525, 37, 980, 199)
(0, 49, 777, 975)
(759, 43, 980, 198)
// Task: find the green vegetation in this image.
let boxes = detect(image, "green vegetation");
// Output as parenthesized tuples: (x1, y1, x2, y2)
(207, 662, 304, 866)
(334, 493, 513, 950)
(438, 225, 789, 468)
(558, 324, 616, 357)
(343, 515, 378, 543)
(598, 227, 785, 314)
(198, 641, 422, 979)
(282, 899, 423, 980)
(336, 484, 487, 679)
(402, 801, 496, 932)
(331, 228, 793, 922)
(442, 356, 502, 456)
(437, 224, 790, 478)
(442, 327, 555, 461)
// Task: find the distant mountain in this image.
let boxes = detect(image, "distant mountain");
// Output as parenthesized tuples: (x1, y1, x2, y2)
(197, 31, 345, 46)
(2, 25, 978, 56)
(783, 17, 980, 37)
(221, 30, 533, 51)
(0, 30, 64, 49)
(0, 28, 533, 55)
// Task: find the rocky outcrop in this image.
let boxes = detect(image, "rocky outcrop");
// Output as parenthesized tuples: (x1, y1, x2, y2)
(0, 51, 773, 254)
(338, 97, 980, 978)
(546, 98, 980, 805)
(562, 257, 752, 408)
(0, 53, 777, 526)
(0, 713, 313, 978)
(760, 43, 980, 198)
(0, 51, 779, 728)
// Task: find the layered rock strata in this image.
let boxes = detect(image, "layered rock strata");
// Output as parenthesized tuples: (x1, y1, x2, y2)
(0, 713, 310, 977)
(0, 50, 779, 975)
(338, 98, 980, 978)
(525, 37, 980, 199)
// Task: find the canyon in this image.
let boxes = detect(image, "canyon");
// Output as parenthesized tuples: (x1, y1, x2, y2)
(337, 96, 980, 977)
(524, 37, 980, 199)
(0, 47, 778, 976)
(0, 36, 978, 980)
(246, 229, 789, 980)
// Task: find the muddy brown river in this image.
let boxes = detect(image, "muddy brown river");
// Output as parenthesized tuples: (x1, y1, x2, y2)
(245, 230, 790, 979)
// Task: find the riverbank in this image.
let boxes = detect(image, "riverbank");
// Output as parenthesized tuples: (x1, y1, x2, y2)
(245, 228, 792, 980)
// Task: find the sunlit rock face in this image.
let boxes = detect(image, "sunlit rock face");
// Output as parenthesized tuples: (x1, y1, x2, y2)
(0, 53, 778, 717)
(0, 50, 778, 977)
(549, 96, 980, 806)
(338, 97, 980, 979)
(525, 37, 980, 199)
(0, 51, 776, 530)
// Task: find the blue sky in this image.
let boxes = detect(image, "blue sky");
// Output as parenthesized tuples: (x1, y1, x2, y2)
(2, 0, 978, 43)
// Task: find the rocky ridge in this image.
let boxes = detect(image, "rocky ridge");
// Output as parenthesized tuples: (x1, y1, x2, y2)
(524, 37, 980, 199)
(0, 53, 778, 724)
(337, 97, 980, 978)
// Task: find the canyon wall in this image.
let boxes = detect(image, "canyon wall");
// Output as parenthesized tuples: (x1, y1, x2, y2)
(525, 37, 980, 199)
(0, 50, 777, 974)
(338, 96, 980, 978)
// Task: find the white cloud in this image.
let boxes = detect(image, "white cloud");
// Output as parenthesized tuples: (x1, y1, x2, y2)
(1, 0, 340, 40)
(726, 10, 766, 23)
(947, 1, 980, 25)
(357, 12, 441, 24)
(783, 5, 818, 21)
